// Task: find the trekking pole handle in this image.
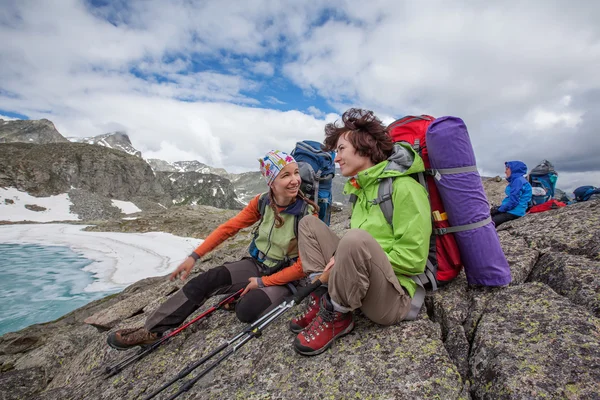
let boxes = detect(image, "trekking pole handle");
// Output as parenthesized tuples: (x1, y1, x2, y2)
(293, 280, 322, 304)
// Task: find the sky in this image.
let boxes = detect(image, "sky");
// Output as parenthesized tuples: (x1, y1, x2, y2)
(1, 0, 599, 192)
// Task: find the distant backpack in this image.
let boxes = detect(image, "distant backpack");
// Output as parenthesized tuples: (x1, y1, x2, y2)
(528, 160, 558, 206)
(573, 186, 600, 202)
(528, 199, 567, 213)
(368, 116, 463, 290)
(290, 140, 336, 225)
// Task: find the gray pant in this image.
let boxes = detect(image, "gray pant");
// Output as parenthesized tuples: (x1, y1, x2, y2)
(145, 258, 292, 333)
(298, 217, 411, 325)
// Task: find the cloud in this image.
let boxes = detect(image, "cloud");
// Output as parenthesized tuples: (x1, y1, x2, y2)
(1, 0, 600, 192)
(266, 96, 286, 105)
(307, 106, 324, 118)
(245, 60, 275, 76)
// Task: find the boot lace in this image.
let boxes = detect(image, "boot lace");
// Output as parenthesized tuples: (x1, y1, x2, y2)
(300, 308, 337, 343)
(295, 295, 317, 320)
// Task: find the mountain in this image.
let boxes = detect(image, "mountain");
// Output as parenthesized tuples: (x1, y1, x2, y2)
(70, 131, 142, 158)
(156, 171, 243, 209)
(0, 120, 244, 216)
(0, 142, 243, 220)
(229, 171, 267, 204)
(147, 159, 229, 177)
(0, 118, 68, 144)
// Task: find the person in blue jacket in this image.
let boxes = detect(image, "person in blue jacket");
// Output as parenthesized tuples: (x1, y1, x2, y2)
(490, 161, 533, 228)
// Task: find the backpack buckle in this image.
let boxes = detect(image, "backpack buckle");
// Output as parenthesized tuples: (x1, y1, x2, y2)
(434, 227, 447, 235)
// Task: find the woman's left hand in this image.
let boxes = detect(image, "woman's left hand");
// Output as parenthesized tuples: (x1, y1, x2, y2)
(242, 277, 260, 296)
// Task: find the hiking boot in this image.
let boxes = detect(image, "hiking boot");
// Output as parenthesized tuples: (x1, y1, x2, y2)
(293, 295, 354, 356)
(107, 327, 160, 351)
(289, 287, 326, 334)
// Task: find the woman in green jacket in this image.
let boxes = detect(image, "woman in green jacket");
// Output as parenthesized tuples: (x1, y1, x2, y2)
(290, 108, 432, 356)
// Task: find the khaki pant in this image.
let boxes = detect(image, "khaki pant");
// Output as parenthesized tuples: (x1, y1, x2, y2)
(298, 217, 411, 325)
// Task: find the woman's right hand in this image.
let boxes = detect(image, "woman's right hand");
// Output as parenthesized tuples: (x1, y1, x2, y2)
(169, 256, 196, 281)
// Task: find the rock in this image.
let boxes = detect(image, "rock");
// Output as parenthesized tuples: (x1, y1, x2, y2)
(71, 132, 142, 158)
(24, 204, 47, 212)
(0, 367, 48, 400)
(156, 171, 242, 210)
(0, 142, 167, 200)
(0, 142, 244, 219)
(470, 283, 600, 399)
(529, 252, 600, 317)
(0, 119, 68, 144)
(68, 188, 124, 221)
(1, 178, 600, 399)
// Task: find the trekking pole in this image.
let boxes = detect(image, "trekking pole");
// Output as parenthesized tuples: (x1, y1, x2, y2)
(105, 288, 243, 378)
(143, 280, 323, 400)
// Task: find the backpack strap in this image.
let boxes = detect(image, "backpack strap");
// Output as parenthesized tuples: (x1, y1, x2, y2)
(371, 177, 395, 226)
(252, 194, 308, 271)
(370, 176, 438, 317)
(255, 192, 269, 234)
(294, 200, 310, 238)
(427, 165, 492, 234)
(432, 165, 478, 175)
(432, 217, 492, 235)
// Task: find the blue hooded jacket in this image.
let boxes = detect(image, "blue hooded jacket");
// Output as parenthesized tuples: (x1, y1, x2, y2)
(498, 161, 533, 216)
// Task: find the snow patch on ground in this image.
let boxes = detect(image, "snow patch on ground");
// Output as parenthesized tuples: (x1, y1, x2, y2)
(0, 187, 79, 222)
(111, 199, 142, 214)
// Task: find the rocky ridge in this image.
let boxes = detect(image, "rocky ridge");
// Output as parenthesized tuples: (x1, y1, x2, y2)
(147, 159, 229, 178)
(70, 132, 142, 158)
(0, 119, 68, 144)
(0, 180, 598, 399)
(0, 142, 243, 219)
(0, 119, 243, 215)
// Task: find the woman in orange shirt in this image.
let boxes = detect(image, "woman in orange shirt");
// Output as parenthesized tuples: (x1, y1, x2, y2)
(107, 150, 319, 350)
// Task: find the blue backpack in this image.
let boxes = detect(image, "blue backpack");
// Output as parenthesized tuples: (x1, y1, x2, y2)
(573, 186, 600, 202)
(528, 160, 558, 206)
(290, 140, 336, 225)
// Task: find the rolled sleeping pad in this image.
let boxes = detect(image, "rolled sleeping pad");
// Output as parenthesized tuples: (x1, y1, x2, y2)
(426, 116, 511, 286)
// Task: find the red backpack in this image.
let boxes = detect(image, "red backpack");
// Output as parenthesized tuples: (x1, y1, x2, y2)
(527, 199, 566, 213)
(386, 115, 463, 285)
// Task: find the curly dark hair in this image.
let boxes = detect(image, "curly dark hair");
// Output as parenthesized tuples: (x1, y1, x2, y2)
(323, 108, 394, 164)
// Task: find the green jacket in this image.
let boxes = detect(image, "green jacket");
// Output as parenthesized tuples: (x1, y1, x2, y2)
(344, 143, 432, 297)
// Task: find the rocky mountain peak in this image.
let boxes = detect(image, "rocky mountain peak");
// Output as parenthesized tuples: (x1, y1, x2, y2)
(147, 159, 230, 179)
(70, 131, 142, 158)
(0, 118, 68, 144)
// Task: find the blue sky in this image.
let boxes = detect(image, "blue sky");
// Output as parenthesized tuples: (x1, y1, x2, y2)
(1, 0, 600, 190)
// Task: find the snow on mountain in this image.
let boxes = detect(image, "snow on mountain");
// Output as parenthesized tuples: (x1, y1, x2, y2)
(69, 132, 142, 158)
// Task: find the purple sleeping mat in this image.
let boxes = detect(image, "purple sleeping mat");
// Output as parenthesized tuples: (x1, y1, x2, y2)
(426, 116, 511, 286)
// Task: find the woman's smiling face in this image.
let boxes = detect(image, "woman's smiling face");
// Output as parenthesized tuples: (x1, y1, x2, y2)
(335, 133, 374, 177)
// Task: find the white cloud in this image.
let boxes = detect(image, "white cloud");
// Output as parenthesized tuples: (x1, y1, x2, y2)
(1, 0, 600, 192)
(246, 60, 275, 76)
(0, 114, 18, 121)
(307, 106, 324, 118)
(266, 96, 286, 105)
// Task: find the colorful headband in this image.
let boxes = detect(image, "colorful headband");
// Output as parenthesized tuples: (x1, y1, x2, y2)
(258, 150, 296, 186)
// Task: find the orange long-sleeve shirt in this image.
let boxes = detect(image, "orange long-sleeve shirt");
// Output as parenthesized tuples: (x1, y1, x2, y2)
(191, 194, 317, 287)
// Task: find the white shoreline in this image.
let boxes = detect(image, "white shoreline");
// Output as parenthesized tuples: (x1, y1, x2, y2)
(0, 224, 202, 293)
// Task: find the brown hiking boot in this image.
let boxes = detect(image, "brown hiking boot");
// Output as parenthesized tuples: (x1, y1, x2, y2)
(107, 327, 160, 351)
